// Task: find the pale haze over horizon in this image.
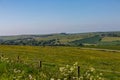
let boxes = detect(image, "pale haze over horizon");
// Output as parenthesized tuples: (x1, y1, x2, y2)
(0, 0, 120, 35)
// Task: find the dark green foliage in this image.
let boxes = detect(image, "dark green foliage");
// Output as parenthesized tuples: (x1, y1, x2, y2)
(100, 32, 120, 37)
(70, 35, 102, 46)
(0, 38, 61, 46)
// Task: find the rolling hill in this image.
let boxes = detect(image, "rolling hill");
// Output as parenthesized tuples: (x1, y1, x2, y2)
(0, 31, 120, 47)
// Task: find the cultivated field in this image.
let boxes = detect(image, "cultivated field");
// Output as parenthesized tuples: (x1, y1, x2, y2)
(0, 45, 120, 80)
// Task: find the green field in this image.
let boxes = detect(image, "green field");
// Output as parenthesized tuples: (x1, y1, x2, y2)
(0, 45, 120, 80)
(102, 37, 120, 42)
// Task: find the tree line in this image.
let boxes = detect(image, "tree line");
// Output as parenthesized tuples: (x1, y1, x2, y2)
(0, 38, 65, 46)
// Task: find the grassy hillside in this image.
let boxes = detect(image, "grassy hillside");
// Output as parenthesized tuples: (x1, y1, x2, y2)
(0, 45, 120, 79)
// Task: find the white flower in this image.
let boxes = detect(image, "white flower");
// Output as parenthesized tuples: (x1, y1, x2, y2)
(90, 67, 95, 72)
(50, 78, 54, 80)
(74, 62, 78, 66)
(63, 78, 67, 80)
(14, 69, 17, 73)
(80, 76, 83, 79)
(90, 76, 93, 80)
(29, 74, 33, 80)
(59, 67, 65, 72)
(70, 67, 74, 71)
(86, 73, 90, 78)
(17, 70, 21, 73)
(66, 65, 69, 68)
(97, 75, 99, 78)
(98, 77, 102, 80)
(100, 73, 103, 76)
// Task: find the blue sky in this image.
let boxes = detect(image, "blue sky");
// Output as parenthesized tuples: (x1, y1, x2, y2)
(0, 0, 120, 35)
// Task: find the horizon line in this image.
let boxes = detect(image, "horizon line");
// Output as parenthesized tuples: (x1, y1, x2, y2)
(0, 30, 120, 37)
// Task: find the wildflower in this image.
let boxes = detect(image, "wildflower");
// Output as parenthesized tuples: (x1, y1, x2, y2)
(90, 67, 95, 72)
(79, 76, 83, 79)
(29, 74, 33, 80)
(59, 67, 65, 72)
(68, 70, 72, 74)
(90, 76, 93, 80)
(50, 78, 54, 80)
(86, 73, 90, 78)
(18, 76, 22, 79)
(6, 60, 9, 63)
(13, 76, 16, 79)
(100, 73, 103, 76)
(14, 69, 17, 73)
(66, 65, 69, 68)
(13, 69, 21, 73)
(96, 75, 99, 78)
(4, 58, 8, 60)
(64, 73, 69, 76)
(74, 62, 78, 66)
(17, 70, 21, 73)
(63, 78, 67, 80)
(70, 67, 74, 71)
(98, 77, 102, 80)
(42, 73, 46, 78)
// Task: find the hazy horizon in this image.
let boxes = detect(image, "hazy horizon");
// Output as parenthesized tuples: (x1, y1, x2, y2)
(0, 0, 120, 36)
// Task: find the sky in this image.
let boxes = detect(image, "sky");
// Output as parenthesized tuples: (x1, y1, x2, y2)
(0, 0, 120, 35)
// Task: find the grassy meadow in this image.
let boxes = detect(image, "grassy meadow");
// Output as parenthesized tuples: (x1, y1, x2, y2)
(0, 45, 120, 79)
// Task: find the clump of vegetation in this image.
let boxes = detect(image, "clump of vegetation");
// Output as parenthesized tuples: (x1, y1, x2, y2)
(0, 55, 104, 80)
(51, 62, 104, 80)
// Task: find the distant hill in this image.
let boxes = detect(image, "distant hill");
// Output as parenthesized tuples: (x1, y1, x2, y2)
(0, 31, 120, 46)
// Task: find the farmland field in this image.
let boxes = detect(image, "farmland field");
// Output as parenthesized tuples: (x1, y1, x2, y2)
(102, 37, 120, 42)
(0, 45, 120, 80)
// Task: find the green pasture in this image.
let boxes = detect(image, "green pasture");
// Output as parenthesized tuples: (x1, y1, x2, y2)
(0, 45, 120, 79)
